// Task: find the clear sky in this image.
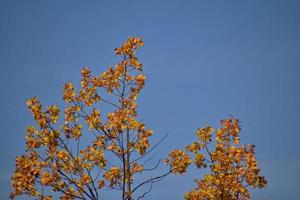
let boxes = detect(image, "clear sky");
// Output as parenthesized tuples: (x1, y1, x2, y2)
(1, 0, 299, 199)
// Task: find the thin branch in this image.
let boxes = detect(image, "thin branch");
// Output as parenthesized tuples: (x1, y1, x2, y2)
(101, 97, 120, 108)
(131, 133, 168, 164)
(130, 168, 172, 197)
(86, 168, 99, 200)
(36, 180, 85, 200)
(140, 154, 156, 167)
(142, 159, 161, 172)
(58, 169, 92, 199)
(136, 179, 153, 200)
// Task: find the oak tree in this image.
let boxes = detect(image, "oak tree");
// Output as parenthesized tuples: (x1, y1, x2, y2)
(10, 37, 173, 200)
(165, 118, 267, 200)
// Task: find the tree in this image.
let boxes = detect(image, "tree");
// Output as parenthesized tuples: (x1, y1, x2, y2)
(165, 118, 267, 200)
(10, 37, 267, 200)
(10, 37, 174, 200)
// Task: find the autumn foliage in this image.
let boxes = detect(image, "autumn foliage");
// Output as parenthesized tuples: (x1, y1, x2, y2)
(182, 118, 267, 200)
(10, 37, 266, 200)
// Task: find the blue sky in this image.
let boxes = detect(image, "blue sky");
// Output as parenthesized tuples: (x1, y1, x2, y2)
(1, 0, 300, 199)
